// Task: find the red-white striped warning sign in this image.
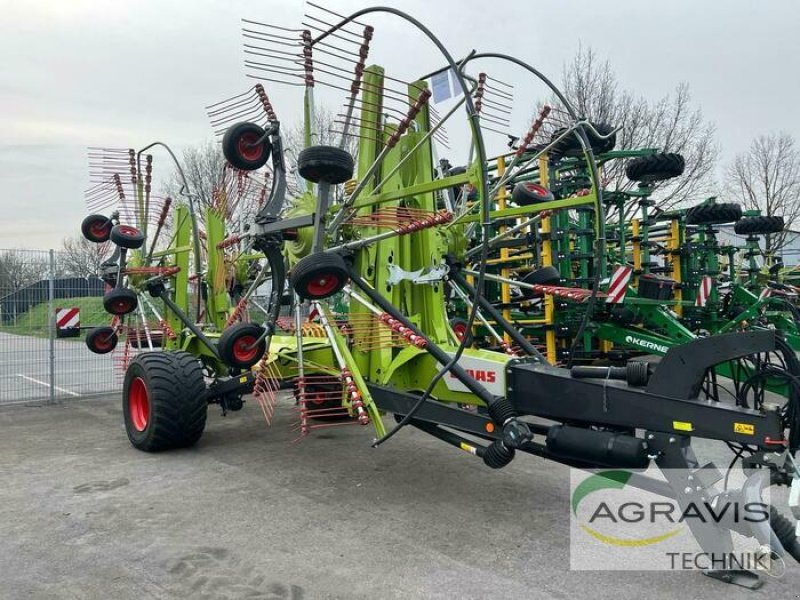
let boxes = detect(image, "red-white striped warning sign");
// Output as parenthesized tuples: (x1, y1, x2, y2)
(56, 307, 80, 330)
(695, 276, 713, 307)
(606, 265, 633, 304)
(759, 288, 772, 300)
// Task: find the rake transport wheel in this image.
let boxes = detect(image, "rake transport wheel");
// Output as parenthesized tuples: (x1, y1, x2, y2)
(685, 202, 743, 225)
(301, 384, 351, 422)
(123, 351, 207, 452)
(449, 317, 470, 342)
(85, 326, 118, 354)
(217, 322, 267, 369)
(625, 152, 685, 183)
(290, 252, 349, 300)
(520, 266, 561, 299)
(734, 216, 785, 235)
(550, 122, 616, 157)
(110, 224, 145, 250)
(222, 122, 272, 171)
(103, 288, 138, 315)
(81, 214, 112, 243)
(297, 145, 355, 184)
(511, 182, 555, 205)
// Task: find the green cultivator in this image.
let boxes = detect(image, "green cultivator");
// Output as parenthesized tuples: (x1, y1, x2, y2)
(79, 6, 800, 587)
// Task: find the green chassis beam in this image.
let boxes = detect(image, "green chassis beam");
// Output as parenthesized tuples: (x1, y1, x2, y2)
(456, 194, 597, 224)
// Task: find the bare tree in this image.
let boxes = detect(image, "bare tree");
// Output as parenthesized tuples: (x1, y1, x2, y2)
(60, 237, 113, 277)
(724, 132, 800, 255)
(549, 46, 719, 210)
(164, 109, 358, 227)
(281, 106, 359, 160)
(0, 251, 49, 295)
(165, 140, 227, 210)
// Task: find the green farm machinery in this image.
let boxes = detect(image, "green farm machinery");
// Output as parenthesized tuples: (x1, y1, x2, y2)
(78, 6, 800, 587)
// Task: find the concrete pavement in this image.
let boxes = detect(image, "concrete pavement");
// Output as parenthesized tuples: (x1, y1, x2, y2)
(0, 394, 797, 599)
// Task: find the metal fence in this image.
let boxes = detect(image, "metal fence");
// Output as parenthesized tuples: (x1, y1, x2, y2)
(0, 249, 118, 405)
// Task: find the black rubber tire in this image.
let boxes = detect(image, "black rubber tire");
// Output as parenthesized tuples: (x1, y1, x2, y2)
(217, 322, 267, 369)
(727, 304, 747, 319)
(103, 288, 138, 315)
(449, 317, 471, 343)
(81, 214, 113, 243)
(685, 202, 742, 225)
(511, 182, 555, 206)
(550, 122, 616, 157)
(110, 224, 145, 250)
(733, 216, 785, 235)
(609, 306, 637, 325)
(222, 122, 272, 171)
(126, 330, 164, 349)
(770, 506, 800, 564)
(290, 252, 349, 300)
(85, 326, 118, 354)
(122, 351, 207, 452)
(520, 266, 561, 299)
(297, 145, 354, 184)
(300, 384, 350, 422)
(625, 152, 685, 183)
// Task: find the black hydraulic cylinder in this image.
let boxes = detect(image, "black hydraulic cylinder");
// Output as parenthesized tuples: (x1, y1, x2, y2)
(570, 361, 650, 386)
(546, 424, 650, 469)
(409, 419, 487, 458)
(570, 365, 627, 380)
(154, 286, 221, 359)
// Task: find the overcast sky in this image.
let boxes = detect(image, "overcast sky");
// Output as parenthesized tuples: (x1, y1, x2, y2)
(1, 0, 798, 249)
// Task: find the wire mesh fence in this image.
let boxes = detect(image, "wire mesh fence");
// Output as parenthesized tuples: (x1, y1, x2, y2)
(0, 248, 118, 405)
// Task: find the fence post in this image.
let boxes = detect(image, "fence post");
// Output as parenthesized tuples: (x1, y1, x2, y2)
(48, 249, 55, 404)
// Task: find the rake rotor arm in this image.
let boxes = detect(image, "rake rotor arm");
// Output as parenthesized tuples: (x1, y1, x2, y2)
(137, 142, 204, 322)
(449, 269, 544, 360)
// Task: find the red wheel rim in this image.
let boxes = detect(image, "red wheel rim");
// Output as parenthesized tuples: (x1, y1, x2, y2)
(110, 298, 134, 314)
(129, 377, 150, 432)
(453, 322, 467, 341)
(93, 332, 114, 351)
(306, 273, 340, 297)
(308, 390, 326, 406)
(89, 220, 110, 238)
(117, 225, 140, 237)
(525, 182, 548, 197)
(232, 335, 259, 363)
(237, 132, 264, 162)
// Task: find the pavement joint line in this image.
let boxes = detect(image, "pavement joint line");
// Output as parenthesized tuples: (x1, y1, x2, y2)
(17, 374, 81, 397)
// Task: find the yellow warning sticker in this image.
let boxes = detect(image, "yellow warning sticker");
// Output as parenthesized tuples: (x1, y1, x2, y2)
(672, 421, 694, 432)
(734, 422, 755, 435)
(459, 442, 477, 456)
(239, 376, 248, 383)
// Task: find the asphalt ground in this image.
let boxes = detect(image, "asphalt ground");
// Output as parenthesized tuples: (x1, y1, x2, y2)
(1, 393, 798, 599)
(0, 331, 118, 404)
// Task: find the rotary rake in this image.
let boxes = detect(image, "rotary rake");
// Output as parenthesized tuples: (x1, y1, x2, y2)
(78, 5, 800, 588)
